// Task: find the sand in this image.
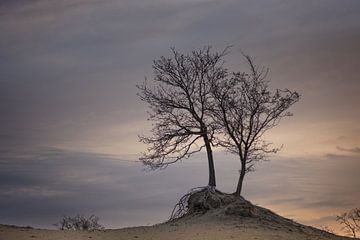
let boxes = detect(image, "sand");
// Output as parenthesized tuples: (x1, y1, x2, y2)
(0, 216, 351, 240)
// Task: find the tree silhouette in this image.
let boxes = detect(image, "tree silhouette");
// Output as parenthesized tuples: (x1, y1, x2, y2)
(138, 47, 299, 196)
(211, 54, 300, 196)
(138, 46, 229, 188)
(337, 208, 360, 238)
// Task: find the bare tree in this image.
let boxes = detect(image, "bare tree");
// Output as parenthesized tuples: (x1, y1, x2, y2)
(138, 46, 229, 188)
(337, 208, 360, 238)
(211, 54, 300, 196)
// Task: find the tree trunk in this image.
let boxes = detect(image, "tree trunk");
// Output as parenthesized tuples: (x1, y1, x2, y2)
(203, 135, 216, 187)
(234, 161, 246, 196)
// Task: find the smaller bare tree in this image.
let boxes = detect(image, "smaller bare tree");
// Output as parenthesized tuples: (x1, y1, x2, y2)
(211, 54, 300, 196)
(337, 208, 360, 238)
(54, 214, 104, 231)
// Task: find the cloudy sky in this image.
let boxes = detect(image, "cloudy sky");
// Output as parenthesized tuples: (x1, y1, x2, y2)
(1, 0, 360, 234)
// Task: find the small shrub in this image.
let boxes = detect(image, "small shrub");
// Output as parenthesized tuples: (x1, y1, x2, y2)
(54, 214, 104, 231)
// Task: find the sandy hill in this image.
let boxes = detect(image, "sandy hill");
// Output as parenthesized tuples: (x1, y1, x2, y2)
(0, 190, 352, 240)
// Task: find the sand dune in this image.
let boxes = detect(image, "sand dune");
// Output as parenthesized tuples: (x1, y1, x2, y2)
(0, 218, 350, 240)
(0, 193, 352, 240)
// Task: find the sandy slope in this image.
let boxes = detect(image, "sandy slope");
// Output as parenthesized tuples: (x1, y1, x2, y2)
(0, 216, 351, 240)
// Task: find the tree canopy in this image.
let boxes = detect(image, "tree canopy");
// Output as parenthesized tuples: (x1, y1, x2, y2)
(211, 54, 299, 195)
(138, 46, 300, 194)
(137, 46, 229, 187)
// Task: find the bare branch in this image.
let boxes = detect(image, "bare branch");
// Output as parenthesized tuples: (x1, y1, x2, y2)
(211, 54, 300, 195)
(138, 46, 230, 187)
(337, 208, 360, 238)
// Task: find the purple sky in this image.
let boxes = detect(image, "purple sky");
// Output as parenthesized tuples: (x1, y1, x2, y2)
(1, 0, 360, 235)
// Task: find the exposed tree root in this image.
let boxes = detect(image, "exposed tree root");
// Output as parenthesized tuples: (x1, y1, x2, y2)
(170, 186, 207, 220)
(170, 186, 237, 220)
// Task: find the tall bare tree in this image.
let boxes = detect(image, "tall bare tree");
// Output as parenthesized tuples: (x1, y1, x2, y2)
(211, 54, 300, 196)
(138, 46, 229, 188)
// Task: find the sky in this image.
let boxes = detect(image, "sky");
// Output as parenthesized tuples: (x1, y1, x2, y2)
(1, 0, 360, 235)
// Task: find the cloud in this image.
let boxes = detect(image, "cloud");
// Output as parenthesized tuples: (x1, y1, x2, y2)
(1, 0, 360, 234)
(0, 148, 211, 228)
(1, 148, 359, 230)
(1, 0, 360, 157)
(337, 146, 360, 154)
